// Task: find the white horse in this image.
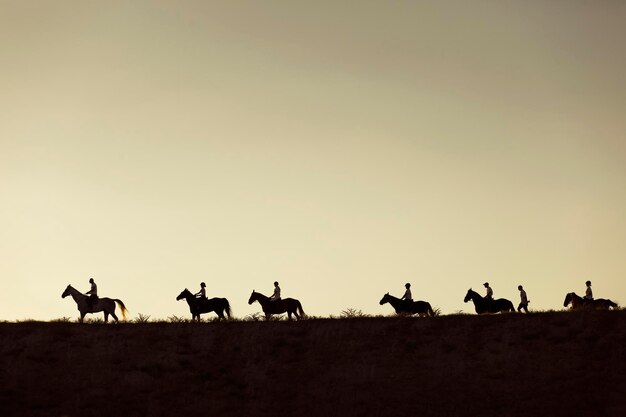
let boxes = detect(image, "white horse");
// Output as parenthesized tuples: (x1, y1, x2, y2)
(62, 284, 128, 322)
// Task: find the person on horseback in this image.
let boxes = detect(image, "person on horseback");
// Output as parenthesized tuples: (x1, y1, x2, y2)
(195, 282, 207, 305)
(484, 282, 493, 301)
(517, 285, 529, 313)
(270, 281, 281, 302)
(400, 283, 413, 309)
(195, 282, 207, 299)
(86, 278, 98, 308)
(584, 280, 593, 301)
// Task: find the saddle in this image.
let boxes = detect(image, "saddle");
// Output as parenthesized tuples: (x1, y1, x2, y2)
(87, 294, 99, 307)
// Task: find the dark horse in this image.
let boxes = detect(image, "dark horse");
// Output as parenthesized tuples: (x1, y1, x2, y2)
(248, 290, 305, 320)
(563, 292, 618, 310)
(62, 284, 128, 322)
(464, 288, 515, 314)
(379, 293, 434, 317)
(176, 289, 232, 321)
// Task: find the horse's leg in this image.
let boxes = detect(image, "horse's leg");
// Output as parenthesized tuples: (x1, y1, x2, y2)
(104, 311, 109, 322)
(80, 312, 86, 323)
(111, 311, 119, 322)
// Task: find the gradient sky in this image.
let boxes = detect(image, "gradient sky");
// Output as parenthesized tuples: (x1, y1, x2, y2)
(1, 1, 625, 320)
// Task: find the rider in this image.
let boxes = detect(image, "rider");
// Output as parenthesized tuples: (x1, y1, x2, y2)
(195, 282, 207, 302)
(400, 283, 413, 309)
(517, 285, 529, 313)
(584, 280, 593, 301)
(86, 278, 98, 308)
(484, 282, 493, 301)
(270, 281, 281, 302)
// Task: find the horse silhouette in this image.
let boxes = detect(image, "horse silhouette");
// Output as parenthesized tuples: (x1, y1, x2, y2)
(379, 293, 434, 317)
(62, 284, 128, 322)
(563, 292, 618, 310)
(464, 288, 514, 314)
(176, 288, 232, 321)
(248, 290, 305, 320)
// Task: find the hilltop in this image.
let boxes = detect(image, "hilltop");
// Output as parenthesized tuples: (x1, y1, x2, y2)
(1, 310, 625, 417)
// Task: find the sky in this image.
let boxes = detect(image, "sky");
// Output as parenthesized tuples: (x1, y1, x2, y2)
(1, 1, 625, 320)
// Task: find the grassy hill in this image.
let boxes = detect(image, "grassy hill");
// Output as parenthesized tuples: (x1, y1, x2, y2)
(1, 310, 625, 417)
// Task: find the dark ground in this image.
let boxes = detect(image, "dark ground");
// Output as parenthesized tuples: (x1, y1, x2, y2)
(1, 310, 625, 417)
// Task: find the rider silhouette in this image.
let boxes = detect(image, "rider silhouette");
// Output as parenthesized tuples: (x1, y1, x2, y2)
(86, 278, 98, 308)
(400, 283, 413, 310)
(270, 281, 281, 302)
(193, 282, 208, 304)
(584, 280, 593, 301)
(484, 282, 493, 302)
(195, 282, 207, 298)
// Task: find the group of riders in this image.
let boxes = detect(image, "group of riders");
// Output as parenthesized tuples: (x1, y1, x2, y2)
(397, 281, 532, 313)
(470, 280, 597, 313)
(194, 281, 280, 303)
(398, 280, 599, 314)
(80, 277, 600, 315)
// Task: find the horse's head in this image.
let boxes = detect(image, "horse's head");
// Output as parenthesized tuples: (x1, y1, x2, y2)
(61, 285, 72, 299)
(379, 293, 391, 305)
(248, 290, 258, 305)
(176, 289, 191, 301)
(563, 292, 572, 307)
(464, 288, 474, 303)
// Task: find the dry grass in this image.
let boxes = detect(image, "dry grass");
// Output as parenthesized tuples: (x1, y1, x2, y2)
(1, 310, 625, 417)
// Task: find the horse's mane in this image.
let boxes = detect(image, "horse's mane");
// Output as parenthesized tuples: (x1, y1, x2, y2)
(65, 285, 84, 296)
(467, 288, 482, 299)
(252, 291, 270, 300)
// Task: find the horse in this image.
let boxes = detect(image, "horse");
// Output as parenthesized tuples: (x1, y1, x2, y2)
(248, 290, 305, 320)
(61, 284, 128, 322)
(379, 293, 434, 317)
(176, 289, 232, 321)
(563, 292, 618, 310)
(464, 288, 515, 314)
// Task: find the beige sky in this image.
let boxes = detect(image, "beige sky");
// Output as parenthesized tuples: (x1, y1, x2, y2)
(1, 1, 625, 320)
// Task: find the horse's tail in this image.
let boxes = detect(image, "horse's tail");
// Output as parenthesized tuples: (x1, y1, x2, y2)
(114, 299, 128, 320)
(297, 301, 305, 318)
(224, 298, 232, 318)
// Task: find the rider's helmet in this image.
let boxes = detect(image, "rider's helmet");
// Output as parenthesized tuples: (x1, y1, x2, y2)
(201, 282, 206, 288)
(483, 282, 489, 287)
(518, 285, 523, 290)
(586, 280, 591, 286)
(89, 278, 94, 283)
(274, 281, 279, 286)
(405, 283, 411, 288)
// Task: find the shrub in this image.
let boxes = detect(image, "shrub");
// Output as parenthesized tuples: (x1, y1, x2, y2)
(49, 317, 72, 323)
(339, 308, 368, 319)
(133, 313, 151, 324)
(244, 312, 265, 322)
(167, 315, 189, 323)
